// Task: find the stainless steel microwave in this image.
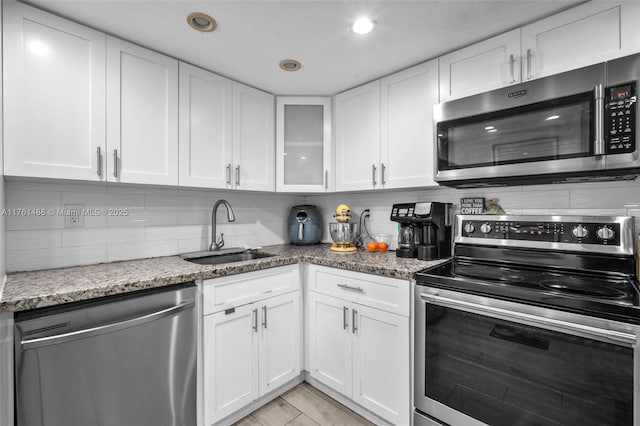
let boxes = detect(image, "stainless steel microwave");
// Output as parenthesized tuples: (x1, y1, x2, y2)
(434, 53, 639, 188)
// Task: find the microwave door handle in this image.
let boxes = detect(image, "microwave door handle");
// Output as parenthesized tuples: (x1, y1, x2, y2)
(594, 84, 605, 156)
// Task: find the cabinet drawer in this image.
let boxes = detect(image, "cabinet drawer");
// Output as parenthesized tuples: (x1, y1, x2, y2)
(307, 265, 409, 316)
(203, 265, 300, 314)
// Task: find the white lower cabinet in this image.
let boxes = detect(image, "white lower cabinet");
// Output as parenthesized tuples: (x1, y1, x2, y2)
(307, 266, 410, 425)
(202, 266, 301, 426)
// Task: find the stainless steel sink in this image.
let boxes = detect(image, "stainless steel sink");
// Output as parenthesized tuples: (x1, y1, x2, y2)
(182, 250, 274, 265)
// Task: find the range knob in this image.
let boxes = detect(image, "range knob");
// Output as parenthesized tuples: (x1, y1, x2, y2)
(597, 226, 615, 240)
(572, 225, 588, 239)
(480, 223, 492, 234)
(463, 223, 475, 234)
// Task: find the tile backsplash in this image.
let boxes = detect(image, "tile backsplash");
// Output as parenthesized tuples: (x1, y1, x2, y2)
(5, 179, 304, 272)
(307, 179, 640, 250)
(4, 177, 640, 271)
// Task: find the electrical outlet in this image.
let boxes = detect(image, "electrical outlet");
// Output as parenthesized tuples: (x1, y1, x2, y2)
(64, 204, 84, 228)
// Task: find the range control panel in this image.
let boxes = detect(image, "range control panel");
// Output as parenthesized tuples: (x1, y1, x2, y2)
(605, 82, 636, 154)
(461, 219, 621, 246)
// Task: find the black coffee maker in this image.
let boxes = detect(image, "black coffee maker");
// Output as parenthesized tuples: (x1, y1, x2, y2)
(390, 202, 452, 260)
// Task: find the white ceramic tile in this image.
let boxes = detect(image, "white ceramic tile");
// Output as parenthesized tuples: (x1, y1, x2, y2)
(144, 194, 183, 209)
(107, 207, 178, 227)
(107, 240, 180, 262)
(570, 187, 640, 208)
(6, 189, 63, 231)
(178, 207, 210, 226)
(106, 183, 179, 197)
(178, 238, 208, 253)
(7, 246, 107, 272)
(61, 191, 144, 209)
(59, 192, 144, 228)
(6, 178, 107, 194)
(146, 225, 206, 241)
(61, 227, 146, 248)
(6, 230, 61, 251)
(523, 208, 627, 217)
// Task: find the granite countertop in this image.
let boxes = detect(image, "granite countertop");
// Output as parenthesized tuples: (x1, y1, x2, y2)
(0, 244, 450, 313)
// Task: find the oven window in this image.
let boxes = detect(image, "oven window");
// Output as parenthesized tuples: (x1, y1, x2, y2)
(424, 304, 633, 425)
(437, 92, 593, 170)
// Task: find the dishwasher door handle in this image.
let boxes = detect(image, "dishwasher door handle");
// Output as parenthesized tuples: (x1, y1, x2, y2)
(21, 300, 195, 350)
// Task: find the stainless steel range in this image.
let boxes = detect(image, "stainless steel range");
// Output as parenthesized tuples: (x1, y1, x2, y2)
(414, 215, 640, 426)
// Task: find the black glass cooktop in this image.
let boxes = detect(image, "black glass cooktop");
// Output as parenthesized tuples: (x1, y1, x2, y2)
(415, 259, 640, 324)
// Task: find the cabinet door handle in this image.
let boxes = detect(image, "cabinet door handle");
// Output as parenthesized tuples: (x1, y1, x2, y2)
(509, 54, 516, 83)
(372, 164, 377, 186)
(235, 165, 240, 187)
(343, 306, 349, 330)
(113, 149, 119, 178)
(352, 309, 358, 334)
(337, 283, 364, 293)
(526, 49, 532, 80)
(96, 147, 103, 176)
(226, 164, 232, 185)
(381, 163, 386, 185)
(252, 308, 258, 332)
(325, 170, 328, 190)
(262, 305, 267, 329)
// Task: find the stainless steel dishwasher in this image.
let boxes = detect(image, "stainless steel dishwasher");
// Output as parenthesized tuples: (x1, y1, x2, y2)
(14, 283, 197, 426)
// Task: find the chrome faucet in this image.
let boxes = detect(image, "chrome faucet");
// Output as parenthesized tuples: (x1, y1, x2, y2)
(210, 199, 236, 251)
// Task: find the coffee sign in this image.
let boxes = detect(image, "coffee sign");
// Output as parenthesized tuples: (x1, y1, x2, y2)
(460, 197, 485, 215)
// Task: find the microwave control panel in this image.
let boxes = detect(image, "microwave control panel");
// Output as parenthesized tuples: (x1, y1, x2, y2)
(605, 82, 636, 154)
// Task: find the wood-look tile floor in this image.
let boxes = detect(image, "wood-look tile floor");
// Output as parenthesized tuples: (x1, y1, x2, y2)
(233, 382, 376, 426)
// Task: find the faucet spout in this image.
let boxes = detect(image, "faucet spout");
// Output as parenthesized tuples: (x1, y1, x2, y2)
(210, 199, 236, 251)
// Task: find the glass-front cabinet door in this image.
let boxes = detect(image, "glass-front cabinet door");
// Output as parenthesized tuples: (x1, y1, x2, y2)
(276, 97, 332, 192)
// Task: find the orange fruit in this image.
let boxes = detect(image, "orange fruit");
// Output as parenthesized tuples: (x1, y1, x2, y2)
(378, 242, 389, 251)
(366, 241, 379, 252)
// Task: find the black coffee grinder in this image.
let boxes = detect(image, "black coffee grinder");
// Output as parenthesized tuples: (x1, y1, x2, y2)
(390, 202, 453, 260)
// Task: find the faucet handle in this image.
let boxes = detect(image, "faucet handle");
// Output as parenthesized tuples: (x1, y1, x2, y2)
(216, 233, 225, 250)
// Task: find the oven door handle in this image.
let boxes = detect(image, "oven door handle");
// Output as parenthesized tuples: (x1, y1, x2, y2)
(420, 292, 637, 346)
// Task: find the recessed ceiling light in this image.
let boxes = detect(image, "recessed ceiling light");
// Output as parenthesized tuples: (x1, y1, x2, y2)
(279, 59, 302, 72)
(484, 126, 495, 130)
(546, 115, 560, 120)
(351, 17, 376, 35)
(187, 12, 217, 32)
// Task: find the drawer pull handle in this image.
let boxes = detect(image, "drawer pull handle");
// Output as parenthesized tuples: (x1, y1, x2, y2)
(337, 283, 364, 293)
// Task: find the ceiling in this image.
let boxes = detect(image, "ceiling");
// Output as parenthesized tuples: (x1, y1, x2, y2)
(23, 0, 585, 96)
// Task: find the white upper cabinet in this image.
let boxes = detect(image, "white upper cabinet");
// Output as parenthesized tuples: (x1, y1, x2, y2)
(521, 1, 640, 81)
(381, 60, 439, 188)
(106, 37, 179, 185)
(439, 30, 521, 102)
(335, 61, 440, 191)
(334, 81, 381, 192)
(440, 1, 640, 102)
(178, 63, 233, 189)
(3, 1, 106, 180)
(276, 97, 332, 193)
(232, 82, 275, 192)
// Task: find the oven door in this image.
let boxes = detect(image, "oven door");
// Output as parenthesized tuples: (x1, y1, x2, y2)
(414, 285, 639, 426)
